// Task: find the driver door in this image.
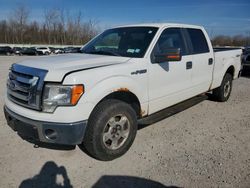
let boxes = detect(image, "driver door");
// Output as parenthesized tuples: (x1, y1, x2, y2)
(148, 27, 193, 114)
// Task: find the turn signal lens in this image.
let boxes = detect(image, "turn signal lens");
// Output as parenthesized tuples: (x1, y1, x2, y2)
(71, 85, 84, 105)
(166, 54, 181, 61)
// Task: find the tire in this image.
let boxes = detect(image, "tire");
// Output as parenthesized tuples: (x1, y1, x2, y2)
(81, 99, 138, 161)
(212, 73, 233, 102)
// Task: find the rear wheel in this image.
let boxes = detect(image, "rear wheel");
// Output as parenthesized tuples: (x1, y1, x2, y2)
(212, 73, 233, 102)
(81, 99, 137, 161)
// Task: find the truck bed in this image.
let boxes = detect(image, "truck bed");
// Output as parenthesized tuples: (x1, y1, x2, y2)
(211, 48, 242, 90)
(213, 47, 242, 52)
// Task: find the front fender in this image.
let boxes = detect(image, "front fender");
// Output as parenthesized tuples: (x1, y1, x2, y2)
(63, 72, 148, 120)
(84, 76, 147, 118)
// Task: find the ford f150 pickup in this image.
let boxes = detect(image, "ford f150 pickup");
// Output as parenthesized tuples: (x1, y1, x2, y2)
(4, 23, 242, 161)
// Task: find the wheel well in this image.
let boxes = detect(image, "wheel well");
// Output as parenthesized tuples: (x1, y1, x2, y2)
(99, 91, 141, 118)
(226, 66, 235, 77)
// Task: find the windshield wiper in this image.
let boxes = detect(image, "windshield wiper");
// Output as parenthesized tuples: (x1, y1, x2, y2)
(83, 50, 121, 57)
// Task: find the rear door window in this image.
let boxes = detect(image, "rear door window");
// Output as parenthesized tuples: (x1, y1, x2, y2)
(186, 28, 209, 54)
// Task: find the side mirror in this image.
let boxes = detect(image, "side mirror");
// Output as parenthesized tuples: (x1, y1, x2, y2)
(153, 48, 182, 63)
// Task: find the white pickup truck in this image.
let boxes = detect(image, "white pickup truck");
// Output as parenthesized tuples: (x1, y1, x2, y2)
(4, 23, 242, 161)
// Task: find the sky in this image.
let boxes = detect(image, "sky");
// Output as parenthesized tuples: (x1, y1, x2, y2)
(0, 0, 249, 37)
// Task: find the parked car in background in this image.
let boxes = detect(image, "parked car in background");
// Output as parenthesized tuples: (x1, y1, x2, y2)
(242, 54, 250, 69)
(13, 47, 23, 55)
(64, 47, 74, 53)
(71, 47, 81, 53)
(242, 46, 250, 69)
(54, 48, 65, 54)
(242, 46, 250, 55)
(36, 47, 51, 55)
(49, 47, 56, 54)
(20, 47, 39, 56)
(48, 47, 64, 54)
(0, 46, 13, 55)
(64, 47, 81, 53)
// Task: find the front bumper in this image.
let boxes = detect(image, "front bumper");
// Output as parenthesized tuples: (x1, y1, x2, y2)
(4, 106, 87, 145)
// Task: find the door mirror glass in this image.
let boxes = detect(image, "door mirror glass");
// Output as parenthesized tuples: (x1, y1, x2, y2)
(153, 48, 182, 63)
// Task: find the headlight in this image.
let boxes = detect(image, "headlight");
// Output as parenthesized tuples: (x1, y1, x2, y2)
(42, 84, 84, 113)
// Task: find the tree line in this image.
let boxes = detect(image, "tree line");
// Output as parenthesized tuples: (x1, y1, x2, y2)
(212, 34, 250, 47)
(0, 5, 99, 45)
(0, 5, 250, 46)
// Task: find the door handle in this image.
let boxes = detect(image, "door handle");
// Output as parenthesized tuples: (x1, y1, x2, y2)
(208, 58, 213, 65)
(186, 61, 192, 69)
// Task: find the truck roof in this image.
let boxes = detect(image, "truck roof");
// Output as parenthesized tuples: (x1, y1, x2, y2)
(114, 23, 204, 30)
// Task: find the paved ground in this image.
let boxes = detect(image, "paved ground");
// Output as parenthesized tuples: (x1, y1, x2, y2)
(0, 56, 249, 188)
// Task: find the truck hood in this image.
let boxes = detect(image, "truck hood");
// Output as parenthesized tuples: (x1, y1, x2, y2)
(17, 53, 131, 81)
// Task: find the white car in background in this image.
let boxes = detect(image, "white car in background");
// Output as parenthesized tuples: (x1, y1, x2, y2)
(54, 48, 65, 54)
(36, 47, 51, 55)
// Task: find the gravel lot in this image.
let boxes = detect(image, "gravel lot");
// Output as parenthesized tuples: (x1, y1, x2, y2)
(0, 56, 249, 188)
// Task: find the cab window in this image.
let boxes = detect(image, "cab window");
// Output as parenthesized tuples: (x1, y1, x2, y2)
(186, 28, 209, 54)
(152, 28, 188, 57)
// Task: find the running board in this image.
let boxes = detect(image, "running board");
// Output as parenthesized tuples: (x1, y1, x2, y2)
(138, 94, 208, 127)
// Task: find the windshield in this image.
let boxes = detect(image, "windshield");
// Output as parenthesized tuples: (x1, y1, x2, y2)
(81, 27, 158, 58)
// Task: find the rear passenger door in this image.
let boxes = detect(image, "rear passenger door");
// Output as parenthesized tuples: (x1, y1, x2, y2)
(184, 28, 214, 94)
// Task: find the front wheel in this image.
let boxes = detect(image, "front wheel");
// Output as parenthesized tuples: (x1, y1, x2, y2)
(212, 73, 233, 102)
(80, 99, 138, 161)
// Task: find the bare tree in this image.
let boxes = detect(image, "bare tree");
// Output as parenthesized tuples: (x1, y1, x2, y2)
(0, 20, 8, 43)
(246, 31, 250, 46)
(0, 6, 100, 45)
(44, 8, 60, 44)
(8, 4, 30, 43)
(212, 35, 232, 46)
(59, 9, 66, 44)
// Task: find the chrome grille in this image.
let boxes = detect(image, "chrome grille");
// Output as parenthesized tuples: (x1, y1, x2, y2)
(7, 64, 47, 110)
